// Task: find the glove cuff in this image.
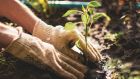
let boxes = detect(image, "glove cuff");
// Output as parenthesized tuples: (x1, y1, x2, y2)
(32, 19, 53, 41)
(2, 27, 47, 69)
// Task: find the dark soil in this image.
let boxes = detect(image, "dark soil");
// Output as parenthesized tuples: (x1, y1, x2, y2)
(0, 2, 140, 79)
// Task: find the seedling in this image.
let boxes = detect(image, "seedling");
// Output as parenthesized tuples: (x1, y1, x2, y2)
(63, 1, 110, 49)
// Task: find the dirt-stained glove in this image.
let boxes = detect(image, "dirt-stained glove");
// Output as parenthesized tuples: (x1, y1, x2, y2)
(3, 27, 87, 79)
(33, 20, 102, 62)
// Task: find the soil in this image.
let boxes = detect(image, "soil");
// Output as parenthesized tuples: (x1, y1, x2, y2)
(0, 2, 140, 79)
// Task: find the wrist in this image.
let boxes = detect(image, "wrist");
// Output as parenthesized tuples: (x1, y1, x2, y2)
(0, 26, 20, 48)
(32, 19, 53, 40)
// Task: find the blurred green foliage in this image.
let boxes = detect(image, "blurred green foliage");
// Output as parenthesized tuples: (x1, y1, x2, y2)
(21, 0, 48, 13)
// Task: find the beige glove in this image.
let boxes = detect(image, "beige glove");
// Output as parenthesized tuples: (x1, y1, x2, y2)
(3, 27, 87, 79)
(33, 20, 102, 62)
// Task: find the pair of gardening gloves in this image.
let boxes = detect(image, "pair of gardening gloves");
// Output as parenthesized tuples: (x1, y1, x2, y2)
(4, 20, 102, 79)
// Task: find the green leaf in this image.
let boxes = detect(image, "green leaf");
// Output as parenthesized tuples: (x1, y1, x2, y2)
(88, 8, 94, 15)
(81, 13, 90, 26)
(81, 13, 90, 48)
(64, 22, 76, 31)
(92, 13, 110, 27)
(92, 13, 103, 22)
(92, 13, 110, 22)
(82, 5, 86, 12)
(63, 10, 79, 17)
(87, 1, 101, 8)
(75, 40, 81, 49)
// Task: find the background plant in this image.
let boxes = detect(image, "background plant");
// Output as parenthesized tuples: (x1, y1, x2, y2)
(21, 0, 49, 19)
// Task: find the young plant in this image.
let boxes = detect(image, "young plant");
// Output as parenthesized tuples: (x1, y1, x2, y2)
(63, 1, 110, 48)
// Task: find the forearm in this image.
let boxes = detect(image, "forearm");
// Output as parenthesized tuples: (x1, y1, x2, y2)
(0, 44, 2, 51)
(0, 22, 19, 48)
(0, 0, 39, 33)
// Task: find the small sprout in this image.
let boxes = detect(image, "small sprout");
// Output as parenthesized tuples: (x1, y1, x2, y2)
(81, 12, 90, 26)
(104, 32, 123, 42)
(87, 1, 101, 8)
(64, 22, 76, 31)
(92, 13, 111, 27)
(63, 10, 79, 17)
(63, 0, 110, 50)
(82, 5, 86, 12)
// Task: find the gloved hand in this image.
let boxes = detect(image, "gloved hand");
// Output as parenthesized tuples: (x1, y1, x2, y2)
(3, 27, 87, 79)
(33, 20, 102, 62)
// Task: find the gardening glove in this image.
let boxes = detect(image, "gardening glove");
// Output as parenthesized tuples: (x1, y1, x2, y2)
(3, 27, 87, 79)
(33, 20, 102, 62)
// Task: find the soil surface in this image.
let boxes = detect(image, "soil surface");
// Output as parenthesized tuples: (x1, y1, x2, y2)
(0, 2, 140, 79)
